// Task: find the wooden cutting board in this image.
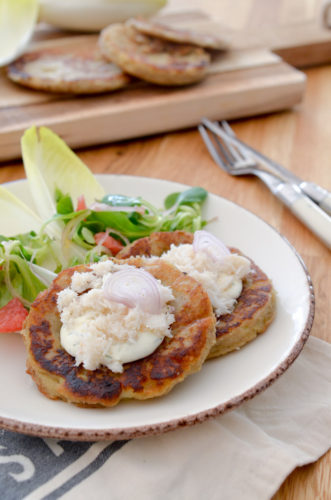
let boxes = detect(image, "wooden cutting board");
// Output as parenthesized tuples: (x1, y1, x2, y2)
(164, 0, 331, 67)
(0, 11, 307, 162)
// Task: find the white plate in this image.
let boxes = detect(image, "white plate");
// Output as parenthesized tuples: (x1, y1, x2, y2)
(0, 175, 314, 440)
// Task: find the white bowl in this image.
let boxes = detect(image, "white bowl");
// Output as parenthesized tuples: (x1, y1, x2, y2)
(39, 0, 167, 32)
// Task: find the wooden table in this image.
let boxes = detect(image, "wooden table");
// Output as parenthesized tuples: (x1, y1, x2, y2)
(1, 0, 331, 495)
(1, 62, 330, 500)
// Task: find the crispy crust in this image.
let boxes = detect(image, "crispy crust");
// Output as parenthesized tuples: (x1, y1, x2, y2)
(7, 49, 131, 94)
(117, 230, 194, 259)
(22, 257, 216, 407)
(99, 23, 210, 86)
(127, 17, 229, 51)
(208, 261, 276, 358)
(117, 231, 276, 358)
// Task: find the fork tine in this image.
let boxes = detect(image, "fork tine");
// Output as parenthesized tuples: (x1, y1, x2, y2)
(213, 120, 247, 164)
(220, 121, 254, 163)
(220, 120, 241, 160)
(209, 122, 251, 167)
(198, 124, 229, 172)
(200, 121, 258, 176)
(201, 118, 255, 167)
(212, 132, 236, 165)
(199, 124, 247, 174)
(220, 120, 235, 137)
(201, 118, 239, 156)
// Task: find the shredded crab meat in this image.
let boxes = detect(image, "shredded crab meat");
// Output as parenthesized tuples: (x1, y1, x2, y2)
(57, 261, 175, 372)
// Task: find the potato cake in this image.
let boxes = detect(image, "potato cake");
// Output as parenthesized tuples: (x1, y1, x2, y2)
(117, 231, 276, 358)
(22, 257, 216, 407)
(99, 23, 210, 86)
(127, 17, 229, 51)
(7, 49, 131, 94)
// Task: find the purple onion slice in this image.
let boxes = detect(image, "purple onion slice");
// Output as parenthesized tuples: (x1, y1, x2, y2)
(193, 230, 230, 261)
(103, 268, 162, 314)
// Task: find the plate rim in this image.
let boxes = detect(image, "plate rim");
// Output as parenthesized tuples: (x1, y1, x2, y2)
(0, 175, 315, 441)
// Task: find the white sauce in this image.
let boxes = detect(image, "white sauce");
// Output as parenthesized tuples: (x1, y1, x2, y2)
(57, 260, 175, 372)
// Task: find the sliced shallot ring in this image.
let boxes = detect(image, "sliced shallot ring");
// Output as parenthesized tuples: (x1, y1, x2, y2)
(193, 230, 230, 261)
(105, 228, 130, 246)
(103, 268, 161, 314)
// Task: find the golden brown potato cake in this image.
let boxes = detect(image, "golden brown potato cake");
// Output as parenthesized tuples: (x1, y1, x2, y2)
(7, 49, 131, 94)
(127, 17, 229, 51)
(117, 231, 276, 358)
(22, 257, 216, 408)
(99, 23, 210, 86)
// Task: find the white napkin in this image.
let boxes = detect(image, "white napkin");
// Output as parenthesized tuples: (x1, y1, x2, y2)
(3, 336, 329, 500)
(42, 336, 329, 500)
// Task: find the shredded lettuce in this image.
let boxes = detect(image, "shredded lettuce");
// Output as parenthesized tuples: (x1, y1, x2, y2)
(0, 234, 53, 307)
(44, 187, 208, 255)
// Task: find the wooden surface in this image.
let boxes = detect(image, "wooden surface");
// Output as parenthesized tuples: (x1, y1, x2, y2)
(1, 63, 330, 500)
(1, 0, 331, 498)
(164, 0, 331, 67)
(3, 0, 331, 161)
(3, 0, 331, 160)
(0, 12, 306, 162)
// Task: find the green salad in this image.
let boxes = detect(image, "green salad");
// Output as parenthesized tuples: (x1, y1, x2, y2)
(0, 126, 208, 318)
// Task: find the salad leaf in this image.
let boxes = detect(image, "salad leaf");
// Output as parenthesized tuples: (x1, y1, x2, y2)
(56, 192, 74, 215)
(164, 187, 207, 209)
(0, 185, 42, 237)
(85, 212, 153, 241)
(0, 239, 47, 307)
(47, 186, 208, 251)
(21, 126, 105, 225)
(29, 263, 57, 287)
(0, 127, 209, 314)
(161, 187, 207, 232)
(20, 127, 105, 266)
(0, 182, 208, 309)
(0, 0, 38, 67)
(0, 185, 61, 308)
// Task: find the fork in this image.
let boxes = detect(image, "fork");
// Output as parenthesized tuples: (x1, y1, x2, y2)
(198, 123, 331, 249)
(202, 118, 331, 217)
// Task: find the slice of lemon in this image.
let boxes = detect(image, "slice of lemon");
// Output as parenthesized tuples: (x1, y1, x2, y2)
(0, 0, 38, 67)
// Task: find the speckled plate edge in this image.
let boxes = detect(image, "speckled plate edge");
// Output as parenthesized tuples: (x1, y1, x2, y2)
(0, 178, 315, 441)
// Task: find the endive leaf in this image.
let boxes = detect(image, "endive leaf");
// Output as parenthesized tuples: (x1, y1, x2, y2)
(21, 126, 105, 224)
(0, 185, 42, 236)
(0, 0, 38, 67)
(29, 263, 57, 287)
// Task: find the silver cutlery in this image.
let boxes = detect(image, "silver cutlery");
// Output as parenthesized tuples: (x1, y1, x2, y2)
(201, 118, 331, 217)
(199, 120, 331, 249)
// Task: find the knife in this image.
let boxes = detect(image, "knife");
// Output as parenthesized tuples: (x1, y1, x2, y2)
(203, 119, 331, 217)
(249, 169, 331, 249)
(200, 120, 331, 249)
